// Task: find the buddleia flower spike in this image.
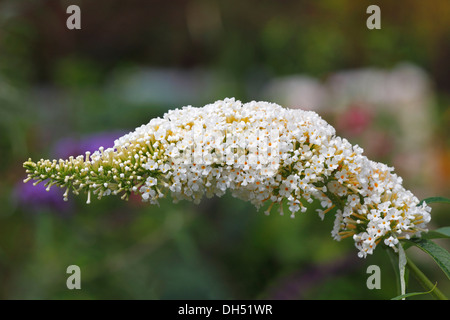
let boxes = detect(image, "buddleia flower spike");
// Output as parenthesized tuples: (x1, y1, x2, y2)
(23, 98, 431, 258)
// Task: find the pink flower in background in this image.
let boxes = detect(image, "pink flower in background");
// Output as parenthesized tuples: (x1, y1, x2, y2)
(336, 104, 373, 136)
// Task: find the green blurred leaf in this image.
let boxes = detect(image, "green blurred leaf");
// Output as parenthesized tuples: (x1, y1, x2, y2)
(422, 227, 450, 240)
(403, 227, 450, 250)
(418, 197, 450, 206)
(407, 238, 450, 280)
(391, 282, 437, 300)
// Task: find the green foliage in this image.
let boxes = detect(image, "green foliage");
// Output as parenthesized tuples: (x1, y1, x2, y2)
(419, 197, 450, 207)
(407, 239, 450, 281)
(422, 227, 450, 240)
(392, 197, 450, 300)
(391, 282, 437, 300)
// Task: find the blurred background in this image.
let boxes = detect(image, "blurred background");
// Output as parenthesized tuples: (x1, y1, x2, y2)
(0, 0, 449, 299)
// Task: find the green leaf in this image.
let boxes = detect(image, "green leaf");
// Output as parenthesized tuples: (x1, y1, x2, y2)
(391, 283, 437, 300)
(422, 227, 450, 240)
(418, 196, 450, 206)
(407, 238, 450, 280)
(405, 256, 448, 300)
(436, 227, 450, 237)
(403, 227, 450, 250)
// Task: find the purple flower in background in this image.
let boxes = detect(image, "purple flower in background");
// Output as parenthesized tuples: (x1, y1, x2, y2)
(52, 130, 127, 159)
(14, 179, 70, 213)
(17, 130, 127, 213)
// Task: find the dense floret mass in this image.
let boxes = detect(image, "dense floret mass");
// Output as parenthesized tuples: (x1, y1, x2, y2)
(23, 98, 431, 257)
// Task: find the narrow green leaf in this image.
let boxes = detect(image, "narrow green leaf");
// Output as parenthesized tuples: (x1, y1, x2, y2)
(391, 283, 437, 300)
(407, 238, 450, 280)
(418, 196, 450, 206)
(422, 227, 450, 240)
(406, 256, 448, 300)
(434, 227, 450, 237)
(403, 226, 450, 250)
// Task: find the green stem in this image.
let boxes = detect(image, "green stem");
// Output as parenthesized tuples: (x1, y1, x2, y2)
(406, 256, 448, 300)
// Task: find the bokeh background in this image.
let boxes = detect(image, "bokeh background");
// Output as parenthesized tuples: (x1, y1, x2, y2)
(1, 0, 449, 299)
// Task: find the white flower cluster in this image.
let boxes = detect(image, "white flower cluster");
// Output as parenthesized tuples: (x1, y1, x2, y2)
(23, 98, 431, 258)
